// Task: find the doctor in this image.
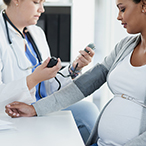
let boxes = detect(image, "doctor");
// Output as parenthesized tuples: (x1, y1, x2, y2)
(0, 0, 99, 143)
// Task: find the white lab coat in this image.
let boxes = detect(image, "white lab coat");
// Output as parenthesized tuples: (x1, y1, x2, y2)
(0, 11, 72, 113)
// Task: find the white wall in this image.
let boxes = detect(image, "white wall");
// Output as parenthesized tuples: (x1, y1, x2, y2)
(93, 0, 129, 109)
(71, 0, 129, 105)
(0, 0, 2, 5)
(71, 0, 95, 101)
(71, 0, 95, 67)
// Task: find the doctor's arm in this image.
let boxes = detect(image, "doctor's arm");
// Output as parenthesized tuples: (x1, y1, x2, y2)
(44, 46, 95, 95)
(0, 57, 61, 112)
(71, 47, 94, 72)
(27, 57, 61, 90)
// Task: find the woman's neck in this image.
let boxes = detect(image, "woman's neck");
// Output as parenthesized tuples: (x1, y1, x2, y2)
(140, 34, 146, 53)
(5, 8, 24, 33)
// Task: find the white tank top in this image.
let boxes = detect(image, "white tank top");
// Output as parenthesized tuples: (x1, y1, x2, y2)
(98, 51, 146, 146)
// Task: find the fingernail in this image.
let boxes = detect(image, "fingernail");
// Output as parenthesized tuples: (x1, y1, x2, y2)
(7, 105, 11, 107)
(13, 113, 16, 116)
(9, 111, 12, 114)
(16, 114, 19, 117)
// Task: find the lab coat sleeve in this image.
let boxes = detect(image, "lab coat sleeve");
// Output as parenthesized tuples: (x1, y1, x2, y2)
(0, 56, 35, 113)
(0, 76, 36, 113)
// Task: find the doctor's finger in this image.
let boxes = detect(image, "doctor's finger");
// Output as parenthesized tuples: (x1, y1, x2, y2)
(79, 50, 93, 60)
(41, 57, 50, 68)
(81, 47, 95, 57)
(78, 58, 89, 68)
(51, 58, 62, 71)
(86, 47, 95, 56)
(77, 53, 92, 64)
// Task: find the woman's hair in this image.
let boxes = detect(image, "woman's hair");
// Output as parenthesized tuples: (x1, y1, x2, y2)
(133, 0, 141, 3)
(3, 0, 145, 7)
(3, 0, 11, 6)
(133, 0, 146, 4)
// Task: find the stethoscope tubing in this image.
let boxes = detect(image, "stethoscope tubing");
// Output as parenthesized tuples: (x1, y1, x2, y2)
(2, 10, 39, 71)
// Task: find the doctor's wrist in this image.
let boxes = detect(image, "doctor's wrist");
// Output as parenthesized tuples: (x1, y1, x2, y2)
(68, 64, 81, 79)
(26, 74, 39, 90)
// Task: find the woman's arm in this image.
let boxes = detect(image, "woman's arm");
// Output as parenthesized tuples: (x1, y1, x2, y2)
(5, 63, 108, 117)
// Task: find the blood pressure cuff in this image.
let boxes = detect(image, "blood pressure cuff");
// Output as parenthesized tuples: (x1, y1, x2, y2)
(73, 63, 108, 97)
(33, 63, 108, 116)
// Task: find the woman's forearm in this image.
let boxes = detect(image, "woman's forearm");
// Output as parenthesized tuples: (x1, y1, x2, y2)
(33, 82, 85, 116)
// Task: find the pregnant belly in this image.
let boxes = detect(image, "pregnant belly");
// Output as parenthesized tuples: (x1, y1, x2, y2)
(98, 96, 142, 146)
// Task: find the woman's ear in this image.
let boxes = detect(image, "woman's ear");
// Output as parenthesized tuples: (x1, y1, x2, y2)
(12, 0, 19, 6)
(141, 1, 146, 13)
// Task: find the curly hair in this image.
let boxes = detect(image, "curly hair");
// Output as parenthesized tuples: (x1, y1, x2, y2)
(3, 0, 146, 7)
(133, 0, 146, 4)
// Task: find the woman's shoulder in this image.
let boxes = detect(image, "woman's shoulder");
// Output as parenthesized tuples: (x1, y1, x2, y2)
(114, 34, 140, 54)
(118, 34, 140, 46)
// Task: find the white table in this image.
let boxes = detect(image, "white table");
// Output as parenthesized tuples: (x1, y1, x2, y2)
(0, 111, 85, 146)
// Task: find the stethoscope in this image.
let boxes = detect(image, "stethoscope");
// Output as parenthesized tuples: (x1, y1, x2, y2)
(2, 10, 79, 96)
(2, 10, 42, 70)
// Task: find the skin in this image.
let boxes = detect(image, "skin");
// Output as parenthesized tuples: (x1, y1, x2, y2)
(117, 0, 143, 34)
(27, 57, 61, 90)
(72, 47, 94, 71)
(5, 0, 45, 32)
(116, 0, 146, 67)
(6, 102, 37, 117)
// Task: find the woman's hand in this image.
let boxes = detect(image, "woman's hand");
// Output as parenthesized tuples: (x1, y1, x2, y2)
(72, 47, 94, 71)
(27, 57, 62, 90)
(5, 101, 36, 118)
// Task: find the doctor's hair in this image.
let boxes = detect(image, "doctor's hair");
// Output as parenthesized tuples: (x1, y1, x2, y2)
(3, 0, 11, 6)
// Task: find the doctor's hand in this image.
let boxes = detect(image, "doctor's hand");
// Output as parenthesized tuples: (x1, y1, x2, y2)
(27, 57, 62, 90)
(72, 47, 94, 71)
(5, 101, 36, 118)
